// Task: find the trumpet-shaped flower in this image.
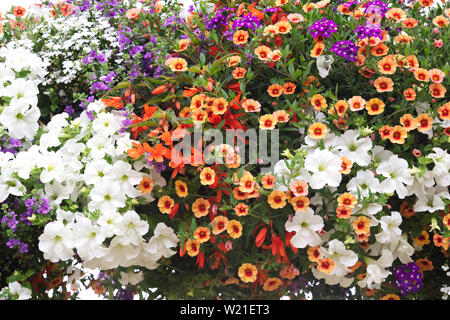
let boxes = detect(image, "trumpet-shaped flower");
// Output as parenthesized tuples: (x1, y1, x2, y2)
(144, 222, 179, 259)
(38, 221, 74, 263)
(285, 208, 324, 248)
(304, 149, 342, 189)
(376, 155, 413, 199)
(375, 211, 403, 244)
(346, 170, 381, 197)
(336, 130, 372, 166)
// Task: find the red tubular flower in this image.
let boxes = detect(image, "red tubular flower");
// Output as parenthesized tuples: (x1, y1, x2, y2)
(169, 203, 179, 219)
(255, 227, 268, 247)
(285, 231, 298, 254)
(196, 251, 205, 268)
(263, 234, 289, 264)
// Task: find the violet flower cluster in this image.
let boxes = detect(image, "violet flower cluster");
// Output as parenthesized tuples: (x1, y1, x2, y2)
(308, 19, 338, 39)
(330, 40, 359, 62)
(363, 0, 390, 18)
(354, 22, 384, 39)
(393, 262, 424, 296)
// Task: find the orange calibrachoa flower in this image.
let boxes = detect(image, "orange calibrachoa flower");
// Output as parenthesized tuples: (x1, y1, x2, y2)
(158, 195, 175, 214)
(381, 294, 401, 300)
(429, 83, 446, 98)
(273, 110, 290, 123)
(233, 30, 249, 45)
(333, 100, 349, 116)
(191, 108, 208, 124)
(238, 172, 256, 193)
(374, 76, 394, 93)
(337, 193, 357, 208)
(168, 57, 188, 72)
(377, 55, 397, 75)
(280, 265, 300, 280)
(274, 21, 292, 34)
(414, 68, 429, 82)
(402, 18, 419, 28)
(268, 190, 287, 209)
(386, 8, 406, 21)
(186, 239, 200, 257)
(234, 203, 250, 217)
(13, 6, 26, 17)
(336, 206, 352, 219)
(268, 50, 282, 61)
(238, 263, 258, 283)
(263, 25, 277, 37)
(317, 258, 335, 274)
(175, 180, 188, 197)
(353, 216, 371, 235)
(403, 88, 416, 101)
(190, 94, 206, 109)
(308, 122, 328, 139)
(433, 234, 449, 250)
(405, 55, 419, 69)
(310, 42, 325, 58)
(416, 258, 434, 272)
(290, 196, 310, 212)
(283, 82, 296, 95)
(138, 177, 154, 194)
(438, 219, 450, 237)
(416, 113, 433, 132)
(432, 15, 449, 28)
(379, 125, 393, 140)
(232, 67, 246, 79)
(267, 84, 284, 97)
(263, 277, 283, 291)
(428, 68, 445, 83)
(399, 114, 417, 131)
(400, 201, 415, 219)
(442, 104, 450, 120)
(366, 98, 385, 115)
(310, 94, 328, 110)
(339, 157, 353, 174)
(389, 125, 408, 144)
(348, 96, 366, 111)
(192, 198, 210, 218)
(371, 43, 389, 56)
(290, 180, 308, 197)
(227, 55, 241, 67)
(259, 114, 277, 130)
(255, 45, 272, 61)
(212, 215, 229, 235)
(175, 38, 191, 52)
(261, 174, 276, 189)
(242, 99, 261, 113)
(227, 219, 243, 239)
(394, 34, 414, 44)
(307, 246, 322, 262)
(194, 226, 211, 243)
(413, 231, 430, 246)
(200, 167, 216, 185)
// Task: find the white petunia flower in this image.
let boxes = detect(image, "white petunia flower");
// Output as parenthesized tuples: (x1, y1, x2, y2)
(121, 210, 149, 246)
(89, 180, 127, 212)
(83, 159, 113, 186)
(38, 221, 74, 263)
(316, 55, 334, 78)
(144, 222, 179, 259)
(336, 130, 372, 166)
(285, 208, 324, 248)
(376, 155, 413, 199)
(375, 211, 403, 244)
(0, 102, 40, 140)
(7, 282, 32, 300)
(304, 149, 342, 189)
(357, 249, 393, 289)
(73, 217, 109, 261)
(346, 170, 381, 197)
(414, 186, 449, 213)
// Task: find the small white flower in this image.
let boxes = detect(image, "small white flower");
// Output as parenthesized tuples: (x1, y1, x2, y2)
(304, 149, 342, 189)
(38, 221, 74, 263)
(316, 55, 334, 78)
(7, 282, 32, 300)
(144, 223, 179, 259)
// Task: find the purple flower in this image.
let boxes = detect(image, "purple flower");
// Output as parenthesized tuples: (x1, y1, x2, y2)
(9, 138, 21, 148)
(354, 22, 383, 39)
(308, 19, 338, 39)
(86, 110, 95, 121)
(393, 262, 423, 296)
(115, 289, 134, 300)
(64, 105, 75, 116)
(96, 53, 106, 64)
(330, 40, 359, 62)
